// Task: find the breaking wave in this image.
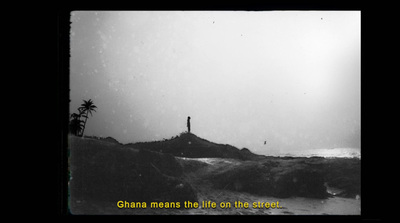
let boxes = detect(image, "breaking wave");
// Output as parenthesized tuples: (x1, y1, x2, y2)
(272, 148, 361, 159)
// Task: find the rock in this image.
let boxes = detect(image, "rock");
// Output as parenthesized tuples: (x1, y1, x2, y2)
(207, 158, 329, 198)
(69, 135, 197, 206)
(272, 168, 328, 198)
(129, 133, 265, 160)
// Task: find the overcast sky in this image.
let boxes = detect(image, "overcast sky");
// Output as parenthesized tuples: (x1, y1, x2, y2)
(70, 11, 360, 155)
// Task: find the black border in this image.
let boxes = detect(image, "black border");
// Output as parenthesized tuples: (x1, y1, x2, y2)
(57, 10, 71, 215)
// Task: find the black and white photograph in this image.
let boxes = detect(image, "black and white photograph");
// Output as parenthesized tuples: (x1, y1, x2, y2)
(68, 11, 361, 215)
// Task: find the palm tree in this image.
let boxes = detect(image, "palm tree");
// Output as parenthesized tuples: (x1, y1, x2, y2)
(78, 99, 97, 137)
(69, 113, 84, 136)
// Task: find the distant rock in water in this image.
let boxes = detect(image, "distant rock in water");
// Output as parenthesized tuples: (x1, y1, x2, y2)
(125, 133, 265, 161)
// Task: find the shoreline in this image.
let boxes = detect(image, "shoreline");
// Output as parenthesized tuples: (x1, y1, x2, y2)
(68, 135, 360, 215)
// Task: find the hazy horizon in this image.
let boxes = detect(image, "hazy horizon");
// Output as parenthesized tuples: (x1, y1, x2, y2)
(70, 11, 360, 156)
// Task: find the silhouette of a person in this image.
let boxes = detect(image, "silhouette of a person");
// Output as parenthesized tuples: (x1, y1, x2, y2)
(187, 116, 191, 133)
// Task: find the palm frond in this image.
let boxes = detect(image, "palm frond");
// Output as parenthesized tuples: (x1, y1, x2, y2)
(70, 113, 80, 118)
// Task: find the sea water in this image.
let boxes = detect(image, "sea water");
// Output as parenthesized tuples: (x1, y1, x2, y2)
(269, 147, 361, 159)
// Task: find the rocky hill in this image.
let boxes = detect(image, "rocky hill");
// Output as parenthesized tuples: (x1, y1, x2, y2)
(69, 133, 360, 214)
(124, 132, 265, 161)
(69, 135, 197, 211)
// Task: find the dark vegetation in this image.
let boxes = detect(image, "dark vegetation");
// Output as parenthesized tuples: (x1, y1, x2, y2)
(69, 99, 97, 137)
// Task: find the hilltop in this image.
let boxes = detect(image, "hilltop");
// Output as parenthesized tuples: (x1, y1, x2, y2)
(124, 132, 265, 161)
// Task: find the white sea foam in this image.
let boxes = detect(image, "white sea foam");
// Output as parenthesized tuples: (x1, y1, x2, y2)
(268, 147, 361, 159)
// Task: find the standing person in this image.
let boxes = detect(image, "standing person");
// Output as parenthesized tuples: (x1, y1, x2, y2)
(187, 116, 191, 133)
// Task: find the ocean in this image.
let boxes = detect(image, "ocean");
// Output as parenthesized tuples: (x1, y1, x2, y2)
(267, 147, 361, 159)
